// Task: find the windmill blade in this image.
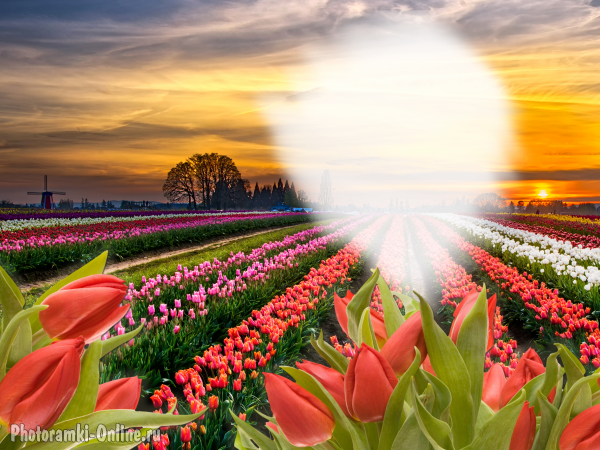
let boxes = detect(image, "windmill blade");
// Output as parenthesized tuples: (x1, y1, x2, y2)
(27, 192, 44, 195)
(52, 192, 67, 195)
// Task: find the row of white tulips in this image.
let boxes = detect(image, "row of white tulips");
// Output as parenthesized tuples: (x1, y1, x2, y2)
(431, 213, 600, 289)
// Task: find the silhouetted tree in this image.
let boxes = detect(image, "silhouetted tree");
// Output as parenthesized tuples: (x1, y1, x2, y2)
(318, 170, 334, 209)
(162, 161, 197, 209)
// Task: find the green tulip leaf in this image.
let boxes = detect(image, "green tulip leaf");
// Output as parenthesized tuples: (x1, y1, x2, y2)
(455, 287, 488, 423)
(417, 292, 474, 449)
(392, 292, 420, 316)
(70, 427, 156, 449)
(531, 391, 558, 450)
(30, 252, 108, 334)
(556, 344, 591, 416)
(420, 370, 452, 422)
(377, 276, 404, 335)
(545, 372, 600, 450)
(23, 408, 204, 450)
(468, 389, 526, 450)
(101, 324, 143, 357)
(410, 380, 454, 450)
(58, 340, 103, 421)
(379, 348, 422, 450)
(391, 412, 431, 450)
(474, 401, 494, 435)
(230, 410, 278, 450)
(0, 267, 31, 369)
(0, 305, 47, 381)
(235, 426, 259, 450)
(282, 366, 368, 450)
(357, 308, 378, 351)
(346, 268, 379, 343)
(310, 330, 348, 374)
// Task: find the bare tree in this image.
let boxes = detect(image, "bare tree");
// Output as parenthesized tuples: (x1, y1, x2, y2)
(188, 153, 245, 210)
(473, 193, 505, 212)
(318, 170, 334, 209)
(162, 161, 197, 208)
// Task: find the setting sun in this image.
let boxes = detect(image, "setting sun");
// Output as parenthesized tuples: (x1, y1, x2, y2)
(539, 189, 548, 198)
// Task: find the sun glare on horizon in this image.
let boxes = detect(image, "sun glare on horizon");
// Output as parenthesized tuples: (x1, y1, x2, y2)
(538, 189, 548, 198)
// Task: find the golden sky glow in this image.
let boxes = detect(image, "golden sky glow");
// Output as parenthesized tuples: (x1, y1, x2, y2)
(1, 1, 600, 205)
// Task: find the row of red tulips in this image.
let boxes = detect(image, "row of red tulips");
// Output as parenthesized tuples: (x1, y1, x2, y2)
(138, 216, 391, 449)
(423, 215, 600, 367)
(409, 215, 520, 377)
(478, 214, 600, 249)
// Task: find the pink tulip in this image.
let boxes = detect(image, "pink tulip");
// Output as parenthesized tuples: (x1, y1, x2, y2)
(345, 344, 397, 422)
(39, 274, 129, 343)
(264, 373, 335, 446)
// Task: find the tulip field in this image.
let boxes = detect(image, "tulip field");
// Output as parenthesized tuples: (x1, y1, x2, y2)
(0, 210, 319, 273)
(2, 211, 600, 450)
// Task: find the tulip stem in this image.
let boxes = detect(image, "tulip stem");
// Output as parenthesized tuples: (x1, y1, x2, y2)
(364, 422, 380, 450)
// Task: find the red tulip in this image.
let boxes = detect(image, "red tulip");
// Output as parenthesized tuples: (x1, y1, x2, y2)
(95, 377, 142, 411)
(482, 363, 506, 413)
(0, 337, 85, 431)
(264, 372, 335, 446)
(510, 401, 535, 450)
(380, 312, 427, 376)
(39, 274, 129, 343)
(334, 291, 388, 344)
(559, 403, 600, 450)
(449, 290, 496, 350)
(180, 425, 192, 443)
(296, 360, 350, 417)
(345, 344, 398, 422)
(500, 348, 545, 408)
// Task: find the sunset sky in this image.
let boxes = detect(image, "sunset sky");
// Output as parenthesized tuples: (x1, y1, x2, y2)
(1, 0, 599, 206)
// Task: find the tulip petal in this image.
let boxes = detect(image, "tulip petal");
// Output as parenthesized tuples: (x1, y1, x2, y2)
(296, 360, 349, 417)
(334, 292, 350, 336)
(509, 402, 535, 450)
(559, 403, 600, 450)
(264, 373, 334, 447)
(95, 377, 142, 411)
(482, 364, 506, 413)
(381, 312, 427, 376)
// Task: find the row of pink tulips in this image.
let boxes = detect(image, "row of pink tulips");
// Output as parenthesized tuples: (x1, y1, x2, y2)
(140, 217, 390, 448)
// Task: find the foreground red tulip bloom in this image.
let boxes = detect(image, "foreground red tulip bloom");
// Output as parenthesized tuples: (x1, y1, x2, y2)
(345, 344, 398, 422)
(510, 401, 535, 450)
(297, 360, 350, 417)
(0, 337, 85, 431)
(39, 274, 129, 343)
(380, 312, 427, 376)
(482, 363, 506, 413)
(95, 377, 142, 411)
(559, 403, 600, 450)
(264, 373, 334, 446)
(500, 348, 544, 408)
(449, 290, 496, 350)
(334, 291, 388, 344)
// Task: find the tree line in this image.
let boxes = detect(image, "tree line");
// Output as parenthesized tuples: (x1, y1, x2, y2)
(162, 153, 309, 210)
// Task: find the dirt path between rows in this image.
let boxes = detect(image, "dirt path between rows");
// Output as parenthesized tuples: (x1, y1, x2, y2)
(18, 224, 302, 292)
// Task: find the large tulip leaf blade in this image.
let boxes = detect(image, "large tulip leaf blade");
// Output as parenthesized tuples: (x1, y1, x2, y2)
(346, 268, 379, 343)
(230, 410, 278, 450)
(309, 330, 348, 374)
(410, 380, 454, 450)
(101, 324, 143, 357)
(376, 275, 404, 335)
(531, 391, 558, 450)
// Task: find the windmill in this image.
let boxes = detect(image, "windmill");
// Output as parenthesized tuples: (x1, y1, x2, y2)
(27, 175, 66, 210)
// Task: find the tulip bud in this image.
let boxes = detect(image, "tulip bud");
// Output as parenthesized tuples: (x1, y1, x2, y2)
(449, 290, 496, 350)
(481, 364, 506, 412)
(0, 337, 85, 431)
(297, 360, 350, 417)
(380, 312, 427, 376)
(264, 373, 335, 446)
(95, 377, 142, 412)
(334, 291, 388, 345)
(39, 275, 129, 343)
(345, 344, 398, 422)
(510, 401, 535, 450)
(180, 425, 192, 443)
(500, 348, 544, 408)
